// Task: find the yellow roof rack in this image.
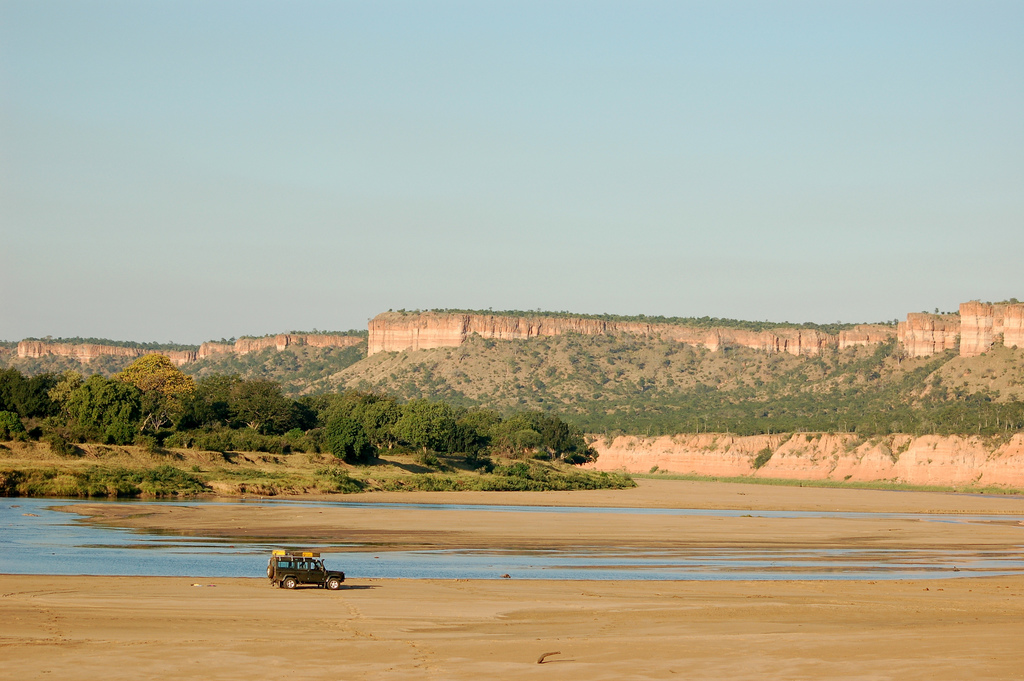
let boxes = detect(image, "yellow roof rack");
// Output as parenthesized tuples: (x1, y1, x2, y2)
(271, 550, 321, 557)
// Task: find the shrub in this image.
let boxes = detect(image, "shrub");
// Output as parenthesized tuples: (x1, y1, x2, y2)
(752, 447, 773, 469)
(0, 411, 25, 440)
(134, 434, 162, 453)
(314, 466, 365, 493)
(44, 432, 79, 457)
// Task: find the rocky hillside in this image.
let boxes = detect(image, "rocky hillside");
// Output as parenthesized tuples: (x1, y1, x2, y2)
(324, 330, 1024, 437)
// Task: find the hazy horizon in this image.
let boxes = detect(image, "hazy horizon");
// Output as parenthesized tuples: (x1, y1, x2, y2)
(3, 1, 1022, 344)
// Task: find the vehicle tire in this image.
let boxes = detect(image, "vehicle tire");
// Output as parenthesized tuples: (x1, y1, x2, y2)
(267, 564, 274, 578)
(326, 577, 341, 591)
(282, 577, 297, 590)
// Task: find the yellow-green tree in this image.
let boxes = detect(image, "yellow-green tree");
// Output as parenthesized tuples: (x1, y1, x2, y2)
(116, 354, 196, 432)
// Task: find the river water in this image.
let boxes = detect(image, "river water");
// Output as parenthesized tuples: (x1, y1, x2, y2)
(3, 498, 1024, 581)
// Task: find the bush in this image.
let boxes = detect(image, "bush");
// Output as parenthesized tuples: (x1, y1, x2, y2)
(44, 432, 79, 457)
(314, 466, 365, 493)
(0, 411, 26, 440)
(752, 447, 773, 469)
(464, 451, 494, 471)
(134, 434, 162, 453)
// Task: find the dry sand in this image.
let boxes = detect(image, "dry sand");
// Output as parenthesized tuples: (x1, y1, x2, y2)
(4, 479, 1024, 680)
(3, 575, 1024, 680)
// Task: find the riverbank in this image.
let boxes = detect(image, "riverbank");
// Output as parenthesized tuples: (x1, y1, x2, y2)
(3, 573, 1023, 680)
(585, 433, 1024, 490)
(0, 440, 632, 497)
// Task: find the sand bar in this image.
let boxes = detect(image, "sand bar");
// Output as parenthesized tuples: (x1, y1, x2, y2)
(64, 479, 1024, 553)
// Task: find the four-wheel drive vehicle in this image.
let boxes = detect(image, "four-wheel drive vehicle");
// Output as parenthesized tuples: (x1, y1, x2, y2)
(268, 550, 345, 590)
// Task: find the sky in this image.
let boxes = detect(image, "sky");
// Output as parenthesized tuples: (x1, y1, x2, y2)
(1, 1, 1022, 344)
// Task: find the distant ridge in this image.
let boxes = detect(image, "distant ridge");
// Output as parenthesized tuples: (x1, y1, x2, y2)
(14, 331, 365, 367)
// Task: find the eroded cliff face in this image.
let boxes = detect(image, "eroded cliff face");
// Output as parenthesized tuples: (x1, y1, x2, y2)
(959, 301, 1024, 357)
(18, 334, 363, 366)
(17, 341, 197, 366)
(368, 312, 843, 357)
(1005, 305, 1024, 350)
(837, 325, 896, 349)
(584, 433, 1024, 488)
(231, 334, 362, 355)
(896, 313, 960, 358)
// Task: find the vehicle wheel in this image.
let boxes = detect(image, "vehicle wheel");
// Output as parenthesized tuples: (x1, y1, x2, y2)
(327, 578, 341, 590)
(282, 577, 297, 590)
(267, 564, 274, 578)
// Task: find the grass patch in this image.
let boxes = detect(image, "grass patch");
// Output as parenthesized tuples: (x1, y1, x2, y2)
(0, 465, 207, 497)
(365, 465, 635, 493)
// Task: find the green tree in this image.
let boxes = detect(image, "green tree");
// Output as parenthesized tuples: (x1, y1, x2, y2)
(326, 392, 402, 449)
(323, 415, 375, 463)
(393, 399, 458, 453)
(117, 355, 196, 431)
(47, 371, 84, 415)
(0, 411, 26, 440)
(176, 375, 241, 430)
(0, 368, 58, 418)
(230, 380, 294, 434)
(64, 375, 142, 445)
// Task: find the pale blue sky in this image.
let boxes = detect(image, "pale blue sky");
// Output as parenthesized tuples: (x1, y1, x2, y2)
(2, 1, 1021, 343)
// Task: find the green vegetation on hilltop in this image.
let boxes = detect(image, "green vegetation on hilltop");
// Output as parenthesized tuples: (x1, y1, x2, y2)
(20, 337, 199, 351)
(285, 329, 368, 338)
(416, 308, 887, 335)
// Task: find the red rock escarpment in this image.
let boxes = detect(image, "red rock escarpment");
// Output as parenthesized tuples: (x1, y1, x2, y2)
(17, 341, 197, 366)
(368, 312, 840, 357)
(896, 313, 960, 358)
(230, 334, 362, 355)
(959, 301, 1024, 357)
(18, 334, 363, 366)
(584, 433, 1024, 488)
(837, 324, 896, 349)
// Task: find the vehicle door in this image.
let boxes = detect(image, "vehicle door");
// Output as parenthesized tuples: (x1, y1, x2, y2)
(310, 559, 327, 584)
(294, 560, 314, 584)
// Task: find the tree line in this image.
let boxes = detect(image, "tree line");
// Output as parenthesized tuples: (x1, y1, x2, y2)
(0, 358, 597, 466)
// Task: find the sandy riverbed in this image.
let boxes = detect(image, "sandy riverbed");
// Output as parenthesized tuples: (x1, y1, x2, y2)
(3, 575, 1024, 680)
(4, 479, 1024, 679)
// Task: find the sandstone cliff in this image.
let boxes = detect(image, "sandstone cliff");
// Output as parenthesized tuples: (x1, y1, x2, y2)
(17, 341, 197, 366)
(896, 313, 959, 358)
(230, 334, 362, 355)
(18, 334, 363, 367)
(959, 301, 1024, 357)
(584, 433, 1024, 488)
(368, 312, 844, 358)
(837, 324, 896, 349)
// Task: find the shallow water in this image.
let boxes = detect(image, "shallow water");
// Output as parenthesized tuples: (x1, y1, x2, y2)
(2, 498, 1024, 581)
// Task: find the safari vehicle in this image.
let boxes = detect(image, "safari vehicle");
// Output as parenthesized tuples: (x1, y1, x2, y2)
(267, 550, 345, 590)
